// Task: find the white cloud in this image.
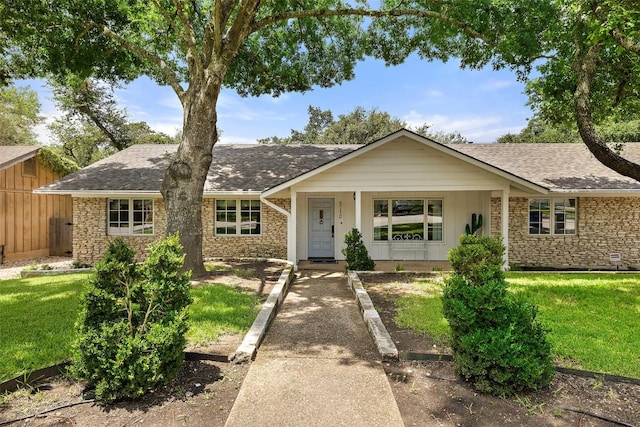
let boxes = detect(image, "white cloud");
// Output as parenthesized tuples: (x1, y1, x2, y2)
(402, 110, 515, 143)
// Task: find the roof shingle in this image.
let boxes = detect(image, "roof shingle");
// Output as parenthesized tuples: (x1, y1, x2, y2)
(36, 138, 640, 194)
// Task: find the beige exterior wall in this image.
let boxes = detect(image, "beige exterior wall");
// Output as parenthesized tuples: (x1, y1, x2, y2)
(73, 197, 288, 264)
(491, 196, 640, 269)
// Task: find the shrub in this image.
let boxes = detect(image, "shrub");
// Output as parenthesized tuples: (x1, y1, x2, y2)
(442, 235, 554, 396)
(342, 228, 375, 271)
(72, 235, 192, 403)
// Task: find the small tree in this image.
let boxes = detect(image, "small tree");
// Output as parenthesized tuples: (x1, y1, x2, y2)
(442, 235, 554, 396)
(342, 228, 375, 271)
(72, 235, 192, 403)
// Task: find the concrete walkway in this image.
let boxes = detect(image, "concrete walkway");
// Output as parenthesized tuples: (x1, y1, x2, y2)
(224, 271, 404, 427)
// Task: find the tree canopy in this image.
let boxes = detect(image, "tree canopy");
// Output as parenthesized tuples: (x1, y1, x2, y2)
(524, 0, 640, 178)
(495, 114, 640, 146)
(48, 79, 177, 167)
(0, 0, 559, 274)
(258, 105, 469, 145)
(0, 85, 42, 145)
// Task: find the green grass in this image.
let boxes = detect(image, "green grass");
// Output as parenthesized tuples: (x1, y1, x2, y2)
(394, 279, 450, 346)
(507, 273, 640, 378)
(392, 273, 640, 378)
(205, 264, 254, 277)
(0, 275, 261, 381)
(0, 274, 89, 382)
(187, 284, 260, 345)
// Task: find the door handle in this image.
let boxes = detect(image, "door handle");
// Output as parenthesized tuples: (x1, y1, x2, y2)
(332, 225, 334, 238)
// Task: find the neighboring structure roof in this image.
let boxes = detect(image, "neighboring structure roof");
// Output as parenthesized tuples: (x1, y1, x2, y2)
(453, 142, 640, 191)
(36, 143, 360, 194)
(0, 146, 39, 171)
(35, 133, 640, 195)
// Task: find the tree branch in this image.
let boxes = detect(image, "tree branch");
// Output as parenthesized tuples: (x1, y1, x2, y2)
(170, 0, 203, 74)
(573, 41, 640, 181)
(251, 8, 492, 46)
(84, 22, 185, 100)
(592, 4, 640, 55)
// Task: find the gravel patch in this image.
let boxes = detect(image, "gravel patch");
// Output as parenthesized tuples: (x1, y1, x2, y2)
(0, 257, 74, 280)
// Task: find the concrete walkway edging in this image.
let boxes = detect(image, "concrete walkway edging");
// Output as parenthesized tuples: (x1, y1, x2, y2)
(347, 271, 398, 361)
(232, 266, 296, 363)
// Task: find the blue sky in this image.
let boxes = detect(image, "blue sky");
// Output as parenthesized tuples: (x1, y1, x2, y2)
(22, 54, 534, 145)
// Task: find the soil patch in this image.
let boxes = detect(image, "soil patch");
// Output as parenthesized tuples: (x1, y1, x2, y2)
(362, 272, 640, 427)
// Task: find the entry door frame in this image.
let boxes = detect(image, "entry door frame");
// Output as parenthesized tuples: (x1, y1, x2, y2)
(308, 198, 335, 259)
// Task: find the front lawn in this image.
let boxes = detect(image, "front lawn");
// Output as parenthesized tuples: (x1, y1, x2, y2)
(0, 274, 89, 382)
(0, 274, 261, 382)
(392, 273, 640, 378)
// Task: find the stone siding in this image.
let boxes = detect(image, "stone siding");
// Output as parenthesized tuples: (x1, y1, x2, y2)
(73, 197, 288, 265)
(202, 198, 289, 260)
(491, 196, 640, 269)
(73, 198, 167, 263)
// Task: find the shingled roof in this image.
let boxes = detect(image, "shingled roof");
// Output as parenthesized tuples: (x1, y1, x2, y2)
(0, 146, 39, 171)
(35, 137, 640, 194)
(452, 142, 640, 190)
(36, 143, 360, 194)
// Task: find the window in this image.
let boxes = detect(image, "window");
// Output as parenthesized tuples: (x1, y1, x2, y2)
(23, 158, 36, 176)
(216, 199, 261, 235)
(374, 199, 443, 241)
(529, 198, 576, 235)
(108, 199, 154, 235)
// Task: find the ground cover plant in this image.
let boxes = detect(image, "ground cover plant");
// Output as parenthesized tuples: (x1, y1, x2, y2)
(388, 272, 640, 378)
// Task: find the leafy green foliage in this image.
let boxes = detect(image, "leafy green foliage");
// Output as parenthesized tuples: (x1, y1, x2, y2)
(72, 235, 192, 403)
(442, 235, 554, 396)
(36, 146, 80, 177)
(342, 228, 375, 271)
(0, 85, 43, 146)
(258, 105, 469, 145)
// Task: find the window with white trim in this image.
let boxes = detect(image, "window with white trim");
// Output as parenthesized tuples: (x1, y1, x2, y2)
(108, 199, 154, 235)
(529, 198, 576, 235)
(373, 199, 443, 241)
(215, 199, 261, 235)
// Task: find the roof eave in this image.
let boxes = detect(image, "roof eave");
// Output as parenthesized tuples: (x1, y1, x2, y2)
(0, 147, 40, 171)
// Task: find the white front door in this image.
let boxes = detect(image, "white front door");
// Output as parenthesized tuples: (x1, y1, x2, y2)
(308, 198, 334, 258)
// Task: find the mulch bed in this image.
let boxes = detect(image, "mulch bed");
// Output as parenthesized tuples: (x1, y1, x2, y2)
(360, 272, 640, 427)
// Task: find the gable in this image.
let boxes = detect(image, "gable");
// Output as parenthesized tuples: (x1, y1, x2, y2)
(285, 136, 520, 193)
(0, 146, 39, 171)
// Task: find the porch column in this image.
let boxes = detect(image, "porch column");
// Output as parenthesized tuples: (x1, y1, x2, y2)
(288, 191, 297, 264)
(501, 187, 509, 269)
(354, 190, 362, 231)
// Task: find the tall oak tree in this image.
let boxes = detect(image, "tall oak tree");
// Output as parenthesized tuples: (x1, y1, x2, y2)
(1, 1, 555, 275)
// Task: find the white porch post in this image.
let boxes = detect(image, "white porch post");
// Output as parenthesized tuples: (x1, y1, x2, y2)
(354, 190, 362, 231)
(289, 191, 297, 264)
(501, 187, 510, 269)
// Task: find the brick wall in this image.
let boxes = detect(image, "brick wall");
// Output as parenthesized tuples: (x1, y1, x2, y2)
(73, 197, 288, 264)
(491, 196, 640, 269)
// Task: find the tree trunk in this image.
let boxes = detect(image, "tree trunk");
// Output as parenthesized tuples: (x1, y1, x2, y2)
(574, 44, 640, 182)
(161, 81, 220, 278)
